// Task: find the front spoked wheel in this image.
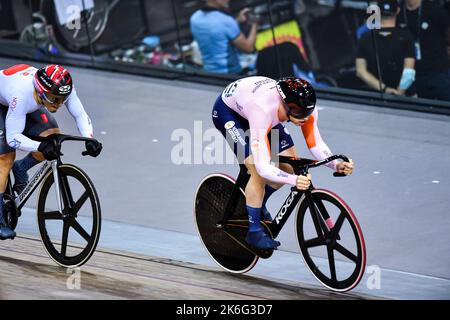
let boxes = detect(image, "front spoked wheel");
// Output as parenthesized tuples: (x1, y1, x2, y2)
(296, 189, 366, 292)
(37, 164, 101, 268)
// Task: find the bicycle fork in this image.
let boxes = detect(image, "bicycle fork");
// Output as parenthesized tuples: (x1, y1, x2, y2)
(299, 166, 334, 234)
(304, 188, 337, 240)
(51, 161, 74, 217)
(51, 161, 64, 215)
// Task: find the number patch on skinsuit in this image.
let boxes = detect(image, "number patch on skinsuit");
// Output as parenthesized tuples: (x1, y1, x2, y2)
(2, 64, 30, 76)
(223, 80, 240, 98)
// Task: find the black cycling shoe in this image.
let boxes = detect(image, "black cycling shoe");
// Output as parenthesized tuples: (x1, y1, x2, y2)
(246, 230, 280, 250)
(0, 223, 16, 240)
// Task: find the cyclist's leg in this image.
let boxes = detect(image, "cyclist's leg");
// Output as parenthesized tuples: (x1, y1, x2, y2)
(212, 95, 264, 210)
(0, 107, 16, 239)
(12, 108, 59, 193)
(278, 146, 297, 174)
(261, 124, 297, 220)
(243, 156, 264, 207)
(211, 96, 279, 249)
(243, 157, 280, 249)
(212, 96, 249, 163)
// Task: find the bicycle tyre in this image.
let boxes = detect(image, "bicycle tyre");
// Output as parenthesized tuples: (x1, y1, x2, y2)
(194, 174, 258, 273)
(296, 189, 366, 292)
(37, 164, 101, 268)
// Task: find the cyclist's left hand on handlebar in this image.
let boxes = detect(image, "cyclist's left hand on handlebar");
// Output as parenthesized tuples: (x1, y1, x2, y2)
(83, 140, 102, 157)
(38, 140, 62, 160)
(296, 174, 311, 190)
(336, 159, 354, 175)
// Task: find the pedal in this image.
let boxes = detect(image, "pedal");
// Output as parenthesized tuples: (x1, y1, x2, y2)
(248, 245, 274, 259)
(224, 231, 274, 259)
(224, 220, 276, 259)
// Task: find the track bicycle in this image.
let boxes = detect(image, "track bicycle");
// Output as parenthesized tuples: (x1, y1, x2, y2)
(194, 155, 366, 292)
(2, 134, 102, 268)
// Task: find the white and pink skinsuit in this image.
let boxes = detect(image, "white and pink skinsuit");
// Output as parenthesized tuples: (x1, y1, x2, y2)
(221, 76, 339, 186)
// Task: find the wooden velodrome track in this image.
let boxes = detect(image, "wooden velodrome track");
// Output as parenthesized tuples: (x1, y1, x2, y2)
(0, 235, 371, 300)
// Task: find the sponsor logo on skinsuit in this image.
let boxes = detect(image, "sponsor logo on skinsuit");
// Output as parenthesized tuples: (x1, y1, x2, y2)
(224, 121, 235, 130)
(277, 171, 288, 178)
(8, 139, 21, 149)
(227, 126, 246, 146)
(11, 97, 18, 110)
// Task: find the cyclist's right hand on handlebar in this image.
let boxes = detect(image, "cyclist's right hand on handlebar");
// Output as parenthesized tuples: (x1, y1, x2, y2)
(83, 140, 102, 157)
(296, 174, 311, 190)
(336, 159, 354, 176)
(38, 139, 62, 160)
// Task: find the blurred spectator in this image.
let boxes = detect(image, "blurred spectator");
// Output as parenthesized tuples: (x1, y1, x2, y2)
(397, 0, 450, 101)
(356, 0, 416, 96)
(190, 0, 258, 74)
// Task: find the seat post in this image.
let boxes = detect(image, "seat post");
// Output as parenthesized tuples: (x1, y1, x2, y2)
(221, 164, 250, 224)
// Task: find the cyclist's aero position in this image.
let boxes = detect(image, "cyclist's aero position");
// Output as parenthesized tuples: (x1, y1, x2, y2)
(0, 64, 102, 240)
(213, 76, 354, 250)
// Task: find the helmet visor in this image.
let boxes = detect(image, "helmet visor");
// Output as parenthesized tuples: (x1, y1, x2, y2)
(41, 92, 68, 105)
(284, 102, 315, 120)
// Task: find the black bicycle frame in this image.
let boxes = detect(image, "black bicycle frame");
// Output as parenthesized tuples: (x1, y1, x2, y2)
(12, 160, 52, 210)
(221, 155, 350, 238)
(220, 164, 250, 225)
(10, 134, 98, 213)
(269, 186, 305, 238)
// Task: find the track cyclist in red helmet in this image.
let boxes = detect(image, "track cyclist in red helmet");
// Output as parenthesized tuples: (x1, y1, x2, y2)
(212, 76, 354, 250)
(0, 64, 102, 240)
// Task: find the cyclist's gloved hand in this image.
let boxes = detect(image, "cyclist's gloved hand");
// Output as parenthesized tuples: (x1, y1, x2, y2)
(84, 140, 102, 157)
(38, 139, 62, 161)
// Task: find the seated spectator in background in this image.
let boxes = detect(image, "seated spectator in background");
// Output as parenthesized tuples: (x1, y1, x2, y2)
(256, 42, 332, 88)
(397, 0, 450, 101)
(356, 0, 416, 96)
(190, 0, 258, 74)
